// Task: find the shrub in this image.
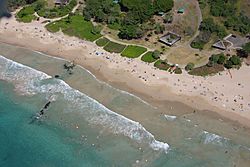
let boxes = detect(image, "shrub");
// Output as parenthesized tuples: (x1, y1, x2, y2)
(191, 41, 206, 50)
(174, 67, 182, 74)
(224, 60, 233, 69)
(242, 42, 250, 54)
(154, 59, 171, 71)
(185, 62, 195, 71)
(141, 51, 158, 63)
(189, 64, 224, 76)
(207, 53, 226, 66)
(237, 49, 249, 58)
(154, 23, 165, 34)
(163, 13, 173, 23)
(229, 55, 241, 65)
(209, 54, 220, 63)
(217, 54, 226, 64)
(152, 50, 161, 59)
(190, 31, 211, 50)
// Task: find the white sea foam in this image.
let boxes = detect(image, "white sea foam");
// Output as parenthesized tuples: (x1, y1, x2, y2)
(0, 56, 51, 95)
(0, 55, 169, 153)
(164, 115, 177, 121)
(202, 131, 250, 152)
(202, 131, 229, 146)
(34, 50, 155, 108)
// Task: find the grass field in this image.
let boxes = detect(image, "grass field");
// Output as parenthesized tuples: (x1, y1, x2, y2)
(46, 15, 102, 41)
(141, 52, 158, 63)
(16, 6, 36, 23)
(121, 45, 147, 58)
(95, 37, 110, 47)
(165, 46, 209, 66)
(103, 41, 126, 53)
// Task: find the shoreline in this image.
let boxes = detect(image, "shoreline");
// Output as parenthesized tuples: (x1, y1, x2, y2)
(1, 15, 250, 128)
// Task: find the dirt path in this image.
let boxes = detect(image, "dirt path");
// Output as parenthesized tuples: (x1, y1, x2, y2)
(162, 0, 217, 67)
(103, 35, 154, 52)
(185, 0, 202, 45)
(34, 3, 80, 22)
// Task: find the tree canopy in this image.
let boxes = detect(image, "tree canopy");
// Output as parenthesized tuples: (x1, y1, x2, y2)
(153, 0, 174, 13)
(242, 42, 250, 54)
(207, 0, 250, 35)
(83, 0, 174, 40)
(200, 18, 227, 38)
(121, 0, 154, 24)
(7, 0, 37, 10)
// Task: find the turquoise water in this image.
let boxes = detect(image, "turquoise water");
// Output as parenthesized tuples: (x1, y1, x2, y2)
(1, 43, 250, 166)
(0, 56, 156, 166)
(0, 81, 151, 167)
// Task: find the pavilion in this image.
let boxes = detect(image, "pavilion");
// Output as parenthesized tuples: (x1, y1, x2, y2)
(159, 32, 181, 47)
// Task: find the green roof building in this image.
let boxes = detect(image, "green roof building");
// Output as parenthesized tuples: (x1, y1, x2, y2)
(177, 8, 185, 14)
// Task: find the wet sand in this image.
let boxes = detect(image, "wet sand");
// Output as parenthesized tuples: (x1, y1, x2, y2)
(0, 14, 250, 129)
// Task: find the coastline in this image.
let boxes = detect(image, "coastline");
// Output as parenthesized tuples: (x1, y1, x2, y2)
(1, 15, 250, 128)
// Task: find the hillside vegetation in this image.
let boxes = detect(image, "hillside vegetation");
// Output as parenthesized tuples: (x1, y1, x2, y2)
(83, 0, 174, 40)
(7, 0, 37, 11)
(192, 0, 250, 50)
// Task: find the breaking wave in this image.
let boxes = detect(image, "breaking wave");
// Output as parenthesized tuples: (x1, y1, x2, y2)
(0, 55, 169, 153)
(164, 115, 177, 121)
(201, 131, 230, 147)
(34, 51, 155, 108)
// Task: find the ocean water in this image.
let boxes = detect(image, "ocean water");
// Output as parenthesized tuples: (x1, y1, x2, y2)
(1, 43, 250, 166)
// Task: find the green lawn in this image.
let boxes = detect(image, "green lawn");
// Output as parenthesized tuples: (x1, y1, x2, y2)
(121, 45, 147, 58)
(46, 15, 102, 41)
(141, 51, 157, 63)
(96, 37, 110, 47)
(103, 41, 126, 53)
(16, 5, 36, 23)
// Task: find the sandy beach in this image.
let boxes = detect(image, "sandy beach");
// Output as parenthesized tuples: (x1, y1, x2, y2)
(1, 12, 250, 128)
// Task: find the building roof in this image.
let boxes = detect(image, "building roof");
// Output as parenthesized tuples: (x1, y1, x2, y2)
(212, 40, 232, 50)
(159, 32, 181, 46)
(158, 12, 165, 16)
(113, 0, 119, 4)
(55, 0, 69, 4)
(213, 34, 250, 50)
(177, 8, 185, 13)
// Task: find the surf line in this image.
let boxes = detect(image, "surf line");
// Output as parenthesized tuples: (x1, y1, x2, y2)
(34, 50, 156, 109)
